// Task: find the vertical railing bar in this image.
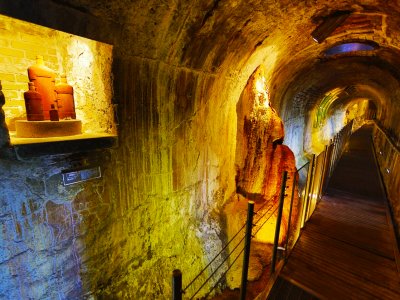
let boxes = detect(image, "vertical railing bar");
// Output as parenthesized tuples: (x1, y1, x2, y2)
(172, 269, 182, 300)
(325, 142, 334, 191)
(326, 143, 333, 190)
(317, 145, 329, 202)
(285, 172, 297, 262)
(333, 136, 339, 173)
(328, 139, 332, 177)
(303, 154, 315, 225)
(239, 201, 255, 300)
(332, 137, 338, 174)
(329, 138, 335, 177)
(305, 156, 314, 223)
(270, 171, 288, 275)
(307, 154, 317, 221)
(301, 163, 311, 228)
(336, 134, 340, 167)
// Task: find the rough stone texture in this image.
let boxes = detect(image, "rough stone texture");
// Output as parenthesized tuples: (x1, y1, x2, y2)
(235, 67, 284, 202)
(103, 56, 233, 298)
(278, 56, 400, 163)
(223, 67, 299, 289)
(0, 153, 109, 299)
(0, 0, 400, 299)
(305, 98, 370, 155)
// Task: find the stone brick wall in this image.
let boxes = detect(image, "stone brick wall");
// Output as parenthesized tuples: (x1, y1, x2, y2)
(0, 15, 61, 129)
(6, 0, 395, 299)
(0, 7, 118, 300)
(0, 150, 114, 299)
(0, 14, 115, 134)
(0, 1, 297, 297)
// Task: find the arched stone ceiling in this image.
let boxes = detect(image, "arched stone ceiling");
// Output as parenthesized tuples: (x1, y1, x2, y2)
(277, 55, 400, 120)
(52, 0, 400, 124)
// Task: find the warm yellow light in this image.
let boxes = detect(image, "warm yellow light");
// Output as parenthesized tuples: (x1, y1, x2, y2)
(254, 220, 277, 243)
(255, 75, 269, 107)
(255, 77, 265, 93)
(69, 41, 93, 70)
(0, 14, 115, 136)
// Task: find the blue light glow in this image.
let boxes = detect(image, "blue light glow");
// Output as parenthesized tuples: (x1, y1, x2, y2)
(325, 42, 376, 56)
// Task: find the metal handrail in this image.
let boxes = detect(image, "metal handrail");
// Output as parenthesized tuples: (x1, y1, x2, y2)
(252, 204, 280, 236)
(188, 232, 245, 299)
(175, 198, 286, 299)
(181, 200, 283, 299)
(371, 121, 400, 272)
(203, 247, 245, 299)
(374, 121, 400, 154)
(182, 222, 246, 294)
(297, 161, 310, 172)
(254, 202, 278, 226)
(173, 124, 353, 299)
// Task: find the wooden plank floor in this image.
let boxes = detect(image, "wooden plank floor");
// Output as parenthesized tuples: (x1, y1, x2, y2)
(271, 125, 400, 300)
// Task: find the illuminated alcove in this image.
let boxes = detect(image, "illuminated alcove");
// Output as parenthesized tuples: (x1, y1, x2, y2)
(0, 14, 116, 148)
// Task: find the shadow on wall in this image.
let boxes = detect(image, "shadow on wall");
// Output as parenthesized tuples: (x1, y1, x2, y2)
(0, 143, 114, 299)
(0, 81, 10, 151)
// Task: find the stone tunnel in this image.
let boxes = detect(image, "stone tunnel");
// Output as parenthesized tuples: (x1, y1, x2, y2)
(0, 0, 399, 299)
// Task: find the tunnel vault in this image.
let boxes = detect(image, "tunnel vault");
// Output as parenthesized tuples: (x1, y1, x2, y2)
(275, 53, 400, 160)
(1, 0, 400, 299)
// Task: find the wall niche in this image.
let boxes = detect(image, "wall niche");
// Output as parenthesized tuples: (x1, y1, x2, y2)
(0, 14, 117, 156)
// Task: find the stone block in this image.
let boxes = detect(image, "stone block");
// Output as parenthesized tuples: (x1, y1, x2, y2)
(11, 40, 48, 54)
(15, 74, 29, 83)
(0, 47, 24, 58)
(2, 92, 20, 101)
(0, 73, 15, 82)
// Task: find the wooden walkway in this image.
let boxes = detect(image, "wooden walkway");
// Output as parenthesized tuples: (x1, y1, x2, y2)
(268, 125, 400, 299)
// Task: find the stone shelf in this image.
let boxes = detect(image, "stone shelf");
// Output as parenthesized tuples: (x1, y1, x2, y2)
(10, 132, 118, 158)
(15, 119, 82, 138)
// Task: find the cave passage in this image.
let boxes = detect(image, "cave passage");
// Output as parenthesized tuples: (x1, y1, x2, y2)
(269, 125, 400, 299)
(1, 1, 400, 299)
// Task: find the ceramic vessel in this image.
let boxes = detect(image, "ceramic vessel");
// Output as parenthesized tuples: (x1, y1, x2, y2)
(27, 55, 56, 120)
(55, 75, 76, 119)
(49, 104, 59, 121)
(23, 82, 44, 121)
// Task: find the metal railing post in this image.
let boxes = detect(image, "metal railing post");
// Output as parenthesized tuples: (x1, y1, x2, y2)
(285, 172, 297, 261)
(303, 155, 316, 226)
(317, 145, 329, 201)
(240, 201, 255, 300)
(324, 143, 334, 190)
(270, 171, 288, 274)
(308, 154, 318, 218)
(172, 269, 182, 300)
(332, 136, 338, 174)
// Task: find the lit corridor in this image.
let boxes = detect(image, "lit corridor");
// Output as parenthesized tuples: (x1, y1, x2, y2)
(268, 125, 400, 299)
(3, 2, 400, 299)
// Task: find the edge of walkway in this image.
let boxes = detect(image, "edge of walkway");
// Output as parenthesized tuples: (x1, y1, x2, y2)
(370, 124, 400, 275)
